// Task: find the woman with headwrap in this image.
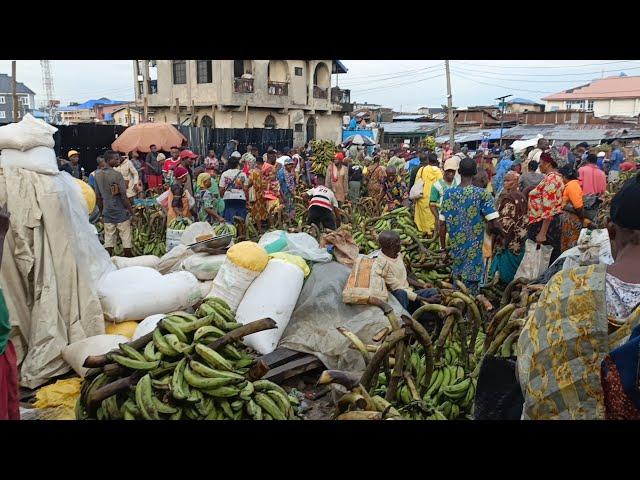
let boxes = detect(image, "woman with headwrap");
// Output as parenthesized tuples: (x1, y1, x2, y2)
(381, 166, 409, 212)
(526, 152, 564, 264)
(488, 171, 528, 284)
(364, 155, 386, 200)
(167, 183, 191, 224)
(196, 173, 224, 224)
(558, 164, 590, 252)
(278, 157, 298, 224)
(325, 153, 349, 205)
(517, 174, 640, 420)
(247, 157, 269, 231)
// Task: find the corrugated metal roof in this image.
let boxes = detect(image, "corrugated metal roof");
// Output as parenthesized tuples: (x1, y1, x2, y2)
(379, 122, 443, 135)
(58, 97, 130, 111)
(434, 128, 508, 144)
(393, 115, 429, 121)
(542, 75, 640, 101)
(501, 124, 640, 143)
(507, 97, 542, 105)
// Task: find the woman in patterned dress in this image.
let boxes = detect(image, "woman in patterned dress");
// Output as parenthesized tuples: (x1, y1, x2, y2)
(489, 171, 528, 284)
(526, 152, 564, 264)
(248, 157, 269, 230)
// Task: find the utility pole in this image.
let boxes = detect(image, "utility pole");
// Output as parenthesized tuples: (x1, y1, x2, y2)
(445, 60, 454, 147)
(11, 61, 18, 122)
(495, 94, 512, 148)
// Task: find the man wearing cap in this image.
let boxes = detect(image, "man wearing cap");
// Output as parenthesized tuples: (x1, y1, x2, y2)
(67, 150, 83, 179)
(579, 153, 607, 196)
(596, 151, 607, 171)
(178, 149, 198, 196)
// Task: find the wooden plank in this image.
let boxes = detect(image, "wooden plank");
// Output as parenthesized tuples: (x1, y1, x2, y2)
(263, 356, 324, 384)
(257, 347, 306, 369)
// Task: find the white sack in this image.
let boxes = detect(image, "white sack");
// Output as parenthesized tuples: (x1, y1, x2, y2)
(112, 255, 161, 270)
(166, 228, 184, 252)
(259, 230, 332, 263)
(181, 253, 226, 280)
(0, 113, 57, 151)
(98, 266, 202, 322)
(0, 168, 108, 388)
(132, 314, 166, 341)
(62, 334, 129, 377)
(180, 222, 215, 246)
(236, 259, 304, 354)
(157, 244, 194, 274)
(0, 146, 59, 175)
(206, 258, 260, 312)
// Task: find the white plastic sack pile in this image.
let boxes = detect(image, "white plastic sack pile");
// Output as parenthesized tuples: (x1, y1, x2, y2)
(63, 334, 129, 377)
(562, 228, 614, 271)
(181, 253, 226, 281)
(236, 258, 305, 355)
(0, 146, 59, 175)
(98, 266, 203, 322)
(180, 222, 215, 246)
(259, 230, 332, 263)
(207, 258, 261, 312)
(112, 255, 161, 270)
(157, 244, 194, 274)
(0, 113, 57, 151)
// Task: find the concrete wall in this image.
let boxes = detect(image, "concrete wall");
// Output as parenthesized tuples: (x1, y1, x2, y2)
(506, 103, 543, 113)
(149, 105, 341, 146)
(140, 60, 339, 113)
(546, 98, 640, 117)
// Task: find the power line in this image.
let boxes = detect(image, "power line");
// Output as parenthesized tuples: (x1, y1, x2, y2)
(340, 63, 443, 80)
(451, 64, 640, 79)
(450, 68, 638, 84)
(354, 73, 445, 94)
(450, 72, 553, 94)
(455, 60, 640, 70)
(340, 64, 443, 87)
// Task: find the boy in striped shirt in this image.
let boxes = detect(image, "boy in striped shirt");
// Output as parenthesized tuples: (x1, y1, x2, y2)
(305, 175, 342, 230)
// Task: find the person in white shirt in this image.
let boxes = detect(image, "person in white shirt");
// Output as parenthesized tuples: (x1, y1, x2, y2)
(219, 156, 248, 222)
(373, 230, 442, 315)
(304, 175, 342, 230)
(116, 153, 140, 201)
(525, 138, 549, 172)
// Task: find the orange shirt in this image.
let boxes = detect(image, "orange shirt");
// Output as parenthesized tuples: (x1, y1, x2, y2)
(562, 179, 583, 210)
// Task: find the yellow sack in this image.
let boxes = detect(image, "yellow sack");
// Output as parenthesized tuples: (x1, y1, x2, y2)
(269, 252, 310, 278)
(74, 178, 96, 214)
(105, 320, 139, 338)
(33, 377, 83, 420)
(226, 241, 269, 272)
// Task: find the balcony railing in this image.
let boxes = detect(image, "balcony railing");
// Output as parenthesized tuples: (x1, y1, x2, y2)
(331, 87, 350, 105)
(268, 81, 289, 96)
(313, 85, 328, 99)
(234, 77, 254, 93)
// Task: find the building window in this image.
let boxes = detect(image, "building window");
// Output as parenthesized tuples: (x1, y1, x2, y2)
(172, 60, 187, 85)
(20, 96, 29, 107)
(295, 67, 303, 76)
(0, 111, 5, 119)
(294, 123, 303, 132)
(0, 96, 5, 104)
(586, 100, 594, 111)
(197, 60, 212, 84)
(264, 114, 276, 129)
(565, 100, 585, 110)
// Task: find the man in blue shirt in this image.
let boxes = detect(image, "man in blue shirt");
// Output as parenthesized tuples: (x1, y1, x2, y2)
(596, 151, 606, 171)
(609, 141, 624, 182)
(406, 151, 421, 174)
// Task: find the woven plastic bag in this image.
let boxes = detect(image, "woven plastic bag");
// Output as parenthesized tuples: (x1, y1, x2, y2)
(514, 239, 553, 281)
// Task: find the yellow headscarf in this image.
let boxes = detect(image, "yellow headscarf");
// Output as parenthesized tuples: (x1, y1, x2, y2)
(197, 172, 211, 190)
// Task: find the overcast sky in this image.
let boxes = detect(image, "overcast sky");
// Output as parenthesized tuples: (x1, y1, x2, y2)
(2, 59, 640, 111)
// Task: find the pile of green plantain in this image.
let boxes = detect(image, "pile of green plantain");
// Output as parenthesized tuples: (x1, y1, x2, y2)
(76, 297, 300, 420)
(319, 275, 545, 420)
